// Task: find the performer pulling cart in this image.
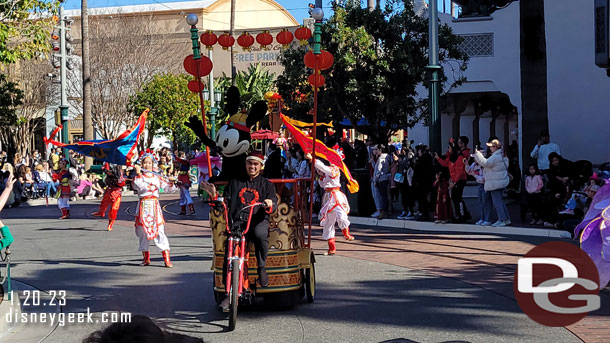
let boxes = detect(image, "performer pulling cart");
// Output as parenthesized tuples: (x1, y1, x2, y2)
(132, 153, 177, 268)
(92, 163, 126, 231)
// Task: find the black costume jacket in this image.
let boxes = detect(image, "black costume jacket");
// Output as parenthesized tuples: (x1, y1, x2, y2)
(222, 174, 277, 226)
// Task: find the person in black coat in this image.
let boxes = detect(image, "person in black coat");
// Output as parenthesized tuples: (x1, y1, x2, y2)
(412, 145, 435, 221)
(263, 143, 283, 179)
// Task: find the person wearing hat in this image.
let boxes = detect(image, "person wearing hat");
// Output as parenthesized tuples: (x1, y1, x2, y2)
(52, 158, 74, 219)
(473, 139, 512, 227)
(92, 163, 126, 231)
(174, 151, 195, 215)
(132, 153, 178, 268)
(305, 152, 355, 256)
(530, 129, 560, 172)
(201, 151, 277, 311)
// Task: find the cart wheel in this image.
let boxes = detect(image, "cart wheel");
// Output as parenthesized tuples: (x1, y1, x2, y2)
(305, 262, 315, 303)
(228, 259, 239, 331)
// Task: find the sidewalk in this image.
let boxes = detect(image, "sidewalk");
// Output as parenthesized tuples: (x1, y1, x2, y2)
(318, 223, 610, 343)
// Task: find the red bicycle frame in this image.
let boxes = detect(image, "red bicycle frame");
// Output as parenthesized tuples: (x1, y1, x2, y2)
(216, 201, 264, 297)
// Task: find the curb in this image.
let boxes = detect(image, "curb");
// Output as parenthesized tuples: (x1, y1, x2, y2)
(348, 216, 568, 238)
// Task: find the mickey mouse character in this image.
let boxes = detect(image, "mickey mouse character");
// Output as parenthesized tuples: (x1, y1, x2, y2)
(185, 86, 267, 181)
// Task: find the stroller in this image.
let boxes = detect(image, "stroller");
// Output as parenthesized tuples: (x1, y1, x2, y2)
(23, 171, 49, 200)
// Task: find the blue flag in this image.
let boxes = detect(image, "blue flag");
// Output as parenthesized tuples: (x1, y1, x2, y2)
(45, 109, 149, 166)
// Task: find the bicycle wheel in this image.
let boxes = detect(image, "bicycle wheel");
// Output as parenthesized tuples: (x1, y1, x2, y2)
(228, 259, 239, 331)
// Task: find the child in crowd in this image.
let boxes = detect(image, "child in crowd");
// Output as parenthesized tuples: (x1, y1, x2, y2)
(560, 174, 602, 215)
(466, 158, 492, 226)
(525, 163, 545, 224)
(433, 170, 452, 223)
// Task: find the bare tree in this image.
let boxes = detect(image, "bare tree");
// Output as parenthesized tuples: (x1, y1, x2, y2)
(0, 60, 51, 157)
(68, 13, 183, 139)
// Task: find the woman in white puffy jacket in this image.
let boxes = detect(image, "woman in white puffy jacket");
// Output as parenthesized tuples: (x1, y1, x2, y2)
(473, 139, 511, 227)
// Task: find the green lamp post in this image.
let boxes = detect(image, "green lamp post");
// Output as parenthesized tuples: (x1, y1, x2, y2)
(185, 13, 213, 178)
(426, 0, 442, 154)
(203, 88, 223, 140)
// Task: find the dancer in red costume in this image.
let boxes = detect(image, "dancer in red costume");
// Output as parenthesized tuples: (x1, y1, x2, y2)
(174, 151, 195, 215)
(305, 152, 355, 256)
(53, 159, 73, 220)
(92, 163, 125, 231)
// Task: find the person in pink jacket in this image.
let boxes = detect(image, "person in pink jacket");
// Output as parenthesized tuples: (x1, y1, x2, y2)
(525, 163, 544, 224)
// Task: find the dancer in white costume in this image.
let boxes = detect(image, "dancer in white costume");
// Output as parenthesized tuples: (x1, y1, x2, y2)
(133, 153, 177, 268)
(306, 153, 355, 255)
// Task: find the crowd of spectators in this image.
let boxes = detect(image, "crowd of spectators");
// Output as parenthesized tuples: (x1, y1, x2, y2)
(0, 127, 606, 235)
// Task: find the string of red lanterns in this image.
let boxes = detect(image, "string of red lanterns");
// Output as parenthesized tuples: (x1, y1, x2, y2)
(304, 49, 334, 88)
(199, 25, 312, 51)
(183, 54, 213, 93)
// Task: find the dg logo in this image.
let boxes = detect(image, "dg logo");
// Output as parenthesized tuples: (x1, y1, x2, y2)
(514, 241, 601, 326)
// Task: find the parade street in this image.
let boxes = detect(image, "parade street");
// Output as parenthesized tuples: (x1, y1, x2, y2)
(1, 194, 608, 343)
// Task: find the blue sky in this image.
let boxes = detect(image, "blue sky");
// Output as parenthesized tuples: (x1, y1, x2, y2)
(61, 0, 454, 23)
(61, 0, 314, 23)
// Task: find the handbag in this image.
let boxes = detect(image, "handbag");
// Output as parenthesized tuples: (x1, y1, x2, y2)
(394, 172, 405, 184)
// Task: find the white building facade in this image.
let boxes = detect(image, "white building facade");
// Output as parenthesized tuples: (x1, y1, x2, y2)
(409, 0, 610, 166)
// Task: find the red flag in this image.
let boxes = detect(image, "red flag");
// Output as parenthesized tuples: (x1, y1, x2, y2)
(281, 114, 359, 193)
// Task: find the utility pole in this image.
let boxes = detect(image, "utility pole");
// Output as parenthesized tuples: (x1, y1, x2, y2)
(426, 0, 442, 154)
(82, 0, 93, 169)
(208, 49, 216, 140)
(58, 4, 70, 160)
(230, 0, 236, 84)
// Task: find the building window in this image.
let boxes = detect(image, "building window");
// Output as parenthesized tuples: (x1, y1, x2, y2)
(458, 33, 494, 57)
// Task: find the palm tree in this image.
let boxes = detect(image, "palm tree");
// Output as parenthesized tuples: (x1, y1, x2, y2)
(216, 63, 275, 111)
(519, 0, 549, 164)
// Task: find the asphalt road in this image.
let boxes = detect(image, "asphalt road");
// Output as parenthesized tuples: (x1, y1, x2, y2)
(0, 195, 584, 343)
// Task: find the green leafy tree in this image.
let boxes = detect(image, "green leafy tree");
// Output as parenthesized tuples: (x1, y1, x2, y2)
(0, 0, 58, 65)
(128, 73, 200, 150)
(276, 0, 468, 143)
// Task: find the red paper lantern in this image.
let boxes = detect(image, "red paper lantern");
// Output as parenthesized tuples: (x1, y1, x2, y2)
(217, 33, 235, 50)
(183, 55, 197, 75)
(308, 73, 325, 87)
(304, 50, 334, 70)
(200, 30, 217, 49)
(294, 26, 312, 45)
(276, 29, 294, 49)
(237, 32, 255, 51)
(256, 30, 273, 50)
(188, 79, 205, 93)
(198, 56, 213, 76)
(318, 50, 334, 70)
(183, 55, 213, 77)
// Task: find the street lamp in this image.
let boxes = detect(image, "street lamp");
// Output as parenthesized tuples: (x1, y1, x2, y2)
(308, 6, 324, 246)
(185, 13, 213, 178)
(203, 88, 223, 139)
(426, 0, 442, 154)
